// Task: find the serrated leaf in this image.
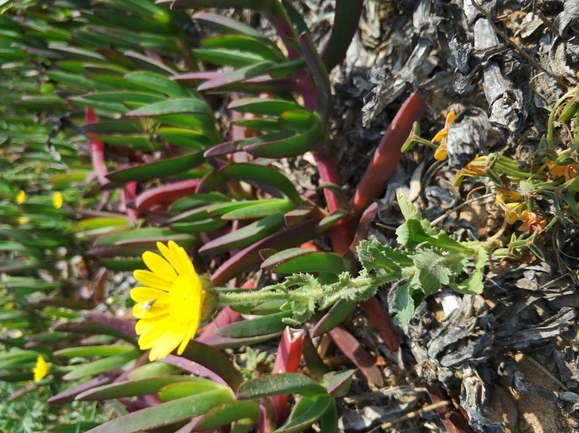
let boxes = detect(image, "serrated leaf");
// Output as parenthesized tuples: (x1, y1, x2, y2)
(392, 281, 415, 325)
(356, 239, 409, 276)
(413, 250, 463, 294)
(396, 219, 471, 253)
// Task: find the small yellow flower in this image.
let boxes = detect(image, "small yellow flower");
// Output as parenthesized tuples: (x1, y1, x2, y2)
(132, 241, 205, 361)
(548, 161, 579, 181)
(495, 190, 521, 206)
(465, 156, 489, 176)
(432, 111, 456, 161)
(18, 216, 30, 225)
(504, 202, 524, 224)
(519, 211, 546, 234)
(33, 356, 49, 382)
(16, 190, 26, 204)
(53, 191, 63, 209)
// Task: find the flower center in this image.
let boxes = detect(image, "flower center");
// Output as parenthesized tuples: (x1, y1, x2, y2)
(169, 275, 202, 324)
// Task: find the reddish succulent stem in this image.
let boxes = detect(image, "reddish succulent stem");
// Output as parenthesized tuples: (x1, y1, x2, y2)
(85, 108, 110, 187)
(270, 328, 304, 423)
(360, 297, 399, 353)
(351, 93, 426, 221)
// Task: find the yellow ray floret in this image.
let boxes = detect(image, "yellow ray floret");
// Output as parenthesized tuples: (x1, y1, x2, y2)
(53, 191, 63, 209)
(34, 356, 49, 382)
(131, 241, 205, 361)
(16, 190, 26, 204)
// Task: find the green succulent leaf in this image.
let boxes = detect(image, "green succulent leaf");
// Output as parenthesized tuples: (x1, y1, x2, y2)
(275, 395, 332, 433)
(237, 373, 327, 400)
(84, 388, 234, 433)
(105, 152, 205, 182)
(76, 376, 221, 401)
(63, 348, 140, 380)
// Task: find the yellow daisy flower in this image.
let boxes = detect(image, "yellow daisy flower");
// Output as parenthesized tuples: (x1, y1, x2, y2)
(33, 356, 49, 382)
(16, 190, 26, 204)
(18, 216, 30, 225)
(53, 191, 63, 209)
(131, 241, 205, 361)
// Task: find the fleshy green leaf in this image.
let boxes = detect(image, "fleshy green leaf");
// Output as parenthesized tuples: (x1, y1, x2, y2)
(77, 376, 221, 401)
(84, 388, 233, 433)
(63, 348, 140, 380)
(237, 373, 327, 400)
(216, 310, 292, 338)
(275, 396, 332, 433)
(105, 152, 205, 182)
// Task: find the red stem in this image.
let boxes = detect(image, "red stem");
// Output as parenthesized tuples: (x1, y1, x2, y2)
(270, 328, 304, 423)
(351, 93, 426, 221)
(360, 297, 399, 353)
(85, 108, 110, 187)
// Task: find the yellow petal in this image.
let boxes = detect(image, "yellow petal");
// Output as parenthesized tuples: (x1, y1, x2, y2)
(171, 241, 196, 277)
(431, 130, 447, 143)
(178, 323, 198, 354)
(148, 329, 185, 361)
(130, 287, 169, 303)
(133, 270, 173, 291)
(16, 190, 26, 204)
(143, 251, 177, 281)
(434, 144, 448, 161)
(445, 110, 457, 127)
(53, 191, 63, 209)
(33, 356, 49, 382)
(133, 303, 167, 319)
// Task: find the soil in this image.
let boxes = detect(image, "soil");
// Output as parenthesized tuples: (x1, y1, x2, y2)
(297, 0, 579, 432)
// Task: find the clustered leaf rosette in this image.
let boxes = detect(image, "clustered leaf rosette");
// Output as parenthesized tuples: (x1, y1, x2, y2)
(131, 241, 218, 361)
